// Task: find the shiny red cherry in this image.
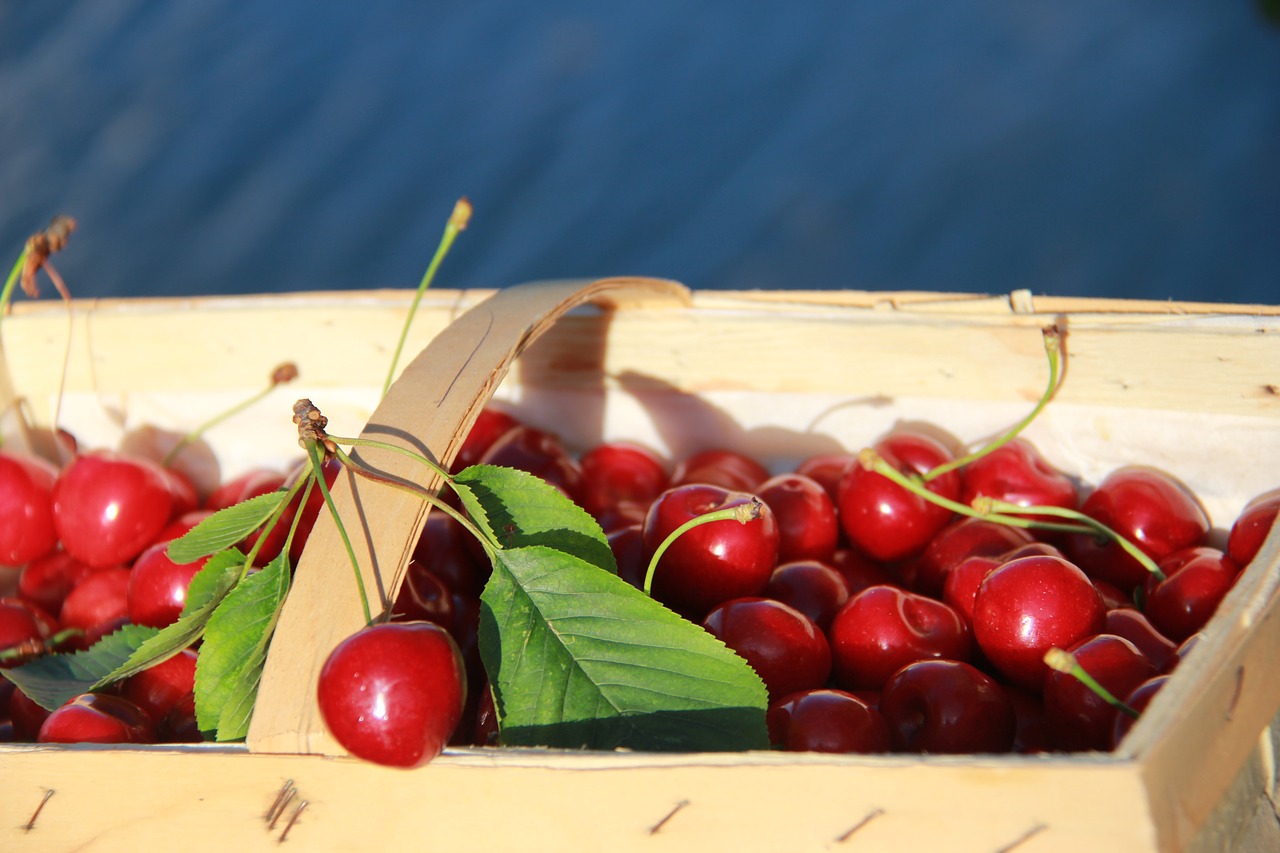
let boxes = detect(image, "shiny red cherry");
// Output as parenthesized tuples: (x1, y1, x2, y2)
(766, 688, 891, 753)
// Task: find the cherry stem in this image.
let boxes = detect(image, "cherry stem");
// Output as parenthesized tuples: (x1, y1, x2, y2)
(304, 438, 373, 627)
(0, 251, 25, 320)
(0, 627, 83, 663)
(381, 198, 472, 399)
(923, 326, 1063, 482)
(642, 499, 764, 597)
(162, 363, 299, 468)
(1044, 647, 1140, 719)
(861, 450, 1166, 581)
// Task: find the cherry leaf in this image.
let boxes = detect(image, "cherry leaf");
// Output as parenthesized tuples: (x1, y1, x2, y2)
(166, 491, 287, 563)
(91, 549, 244, 688)
(194, 552, 291, 741)
(479, 544, 770, 752)
(1, 624, 160, 710)
(452, 464, 616, 573)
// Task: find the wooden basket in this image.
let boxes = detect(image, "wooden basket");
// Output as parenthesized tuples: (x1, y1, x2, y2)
(2, 278, 1279, 852)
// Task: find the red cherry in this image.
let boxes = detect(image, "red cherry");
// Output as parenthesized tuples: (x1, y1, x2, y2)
(391, 562, 457, 634)
(411, 511, 489, 598)
(1111, 675, 1170, 747)
(451, 406, 521, 472)
(60, 567, 132, 648)
(0, 597, 56, 666)
(837, 432, 960, 563)
(959, 438, 1079, 523)
(317, 622, 467, 767)
(606, 523, 648, 591)
(1043, 634, 1158, 752)
(941, 554, 1002, 628)
(972, 555, 1106, 691)
(670, 448, 771, 492)
(762, 560, 851, 633)
(794, 453, 856, 503)
(879, 659, 1016, 754)
(204, 466, 284, 512)
(153, 510, 214, 543)
(38, 693, 156, 744)
(8, 686, 52, 740)
(642, 484, 780, 619)
(828, 585, 971, 691)
(577, 441, 669, 532)
(766, 688, 891, 753)
(702, 597, 831, 701)
(0, 450, 59, 566)
(52, 450, 179, 568)
(909, 517, 1033, 598)
(827, 548, 896, 596)
(1103, 608, 1178, 672)
(120, 648, 200, 742)
(1226, 488, 1280, 568)
(17, 550, 96, 618)
(1003, 685, 1051, 754)
(479, 425, 586, 504)
(756, 473, 839, 564)
(127, 542, 210, 628)
(1065, 466, 1209, 593)
(1142, 546, 1241, 643)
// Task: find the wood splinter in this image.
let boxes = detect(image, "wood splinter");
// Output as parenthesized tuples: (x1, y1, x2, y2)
(24, 789, 55, 832)
(834, 807, 884, 843)
(648, 799, 690, 835)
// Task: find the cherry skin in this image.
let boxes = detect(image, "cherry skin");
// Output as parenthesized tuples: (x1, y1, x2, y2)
(17, 550, 96, 618)
(412, 511, 489, 599)
(766, 688, 892, 753)
(1142, 546, 1241, 643)
(38, 693, 157, 744)
(577, 441, 669, 532)
(1043, 633, 1158, 752)
(701, 597, 831, 701)
(879, 659, 1016, 754)
(1065, 466, 1209, 593)
(52, 450, 179, 568)
(762, 559, 851, 633)
(1227, 488, 1280, 568)
(827, 585, 971, 691)
(959, 437, 1079, 523)
(669, 448, 771, 492)
(0, 450, 59, 566)
(837, 431, 961, 563)
(756, 473, 839, 564)
(317, 621, 467, 768)
(60, 568, 133, 648)
(1103, 608, 1178, 672)
(972, 555, 1106, 691)
(794, 453, 857, 503)
(642, 484, 780, 619)
(827, 548, 896, 596)
(909, 517, 1033, 599)
(941, 554, 1002, 629)
(127, 541, 210, 628)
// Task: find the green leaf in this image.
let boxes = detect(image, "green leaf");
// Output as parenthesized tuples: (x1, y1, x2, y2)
(195, 553, 291, 741)
(480, 544, 769, 752)
(91, 549, 244, 688)
(1, 624, 160, 710)
(453, 464, 616, 573)
(167, 491, 288, 564)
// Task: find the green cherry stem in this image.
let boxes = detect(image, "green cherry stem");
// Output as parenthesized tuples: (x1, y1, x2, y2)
(304, 437, 373, 627)
(923, 326, 1064, 482)
(1044, 647, 1140, 719)
(642, 498, 764, 597)
(0, 251, 25, 321)
(382, 197, 472, 399)
(162, 363, 299, 468)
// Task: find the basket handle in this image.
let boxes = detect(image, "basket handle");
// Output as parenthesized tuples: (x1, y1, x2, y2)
(247, 276, 691, 755)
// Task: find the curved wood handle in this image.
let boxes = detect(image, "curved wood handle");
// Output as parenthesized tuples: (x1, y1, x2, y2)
(247, 276, 691, 755)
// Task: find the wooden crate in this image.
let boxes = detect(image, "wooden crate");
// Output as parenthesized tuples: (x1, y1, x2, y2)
(2, 278, 1279, 852)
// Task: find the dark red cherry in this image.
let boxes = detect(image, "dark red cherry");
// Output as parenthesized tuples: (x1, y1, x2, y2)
(1142, 546, 1241, 643)
(959, 438, 1078, 523)
(762, 560, 851, 633)
(1043, 634, 1157, 752)
(879, 659, 1016, 754)
(452, 407, 521, 473)
(756, 473, 839, 564)
(702, 597, 831, 701)
(669, 449, 770, 492)
(766, 688, 891, 753)
(910, 517, 1033, 598)
(127, 542, 209, 628)
(38, 693, 156, 744)
(1227, 489, 1280, 568)
(577, 441, 669, 532)
(479, 425, 585, 504)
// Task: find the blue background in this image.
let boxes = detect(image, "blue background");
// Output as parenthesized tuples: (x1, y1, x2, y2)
(2, 2, 1278, 303)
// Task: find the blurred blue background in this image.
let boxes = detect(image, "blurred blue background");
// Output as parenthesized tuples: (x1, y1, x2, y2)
(2, 1, 1278, 303)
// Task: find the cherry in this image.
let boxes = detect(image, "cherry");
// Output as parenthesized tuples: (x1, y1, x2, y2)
(702, 597, 831, 701)
(317, 621, 467, 768)
(38, 692, 156, 744)
(120, 648, 200, 742)
(909, 517, 1033, 598)
(154, 510, 214, 543)
(1065, 466, 1209, 593)
(762, 559, 851, 633)
(669, 448, 770, 492)
(17, 550, 96, 618)
(391, 561, 457, 634)
(1103, 608, 1178, 672)
(756, 473, 839, 564)
(879, 659, 1016, 754)
(0, 450, 59, 566)
(794, 453, 856, 503)
(941, 554, 1002, 628)
(642, 484, 780, 619)
(411, 511, 489, 599)
(1043, 634, 1157, 751)
(1111, 674, 1170, 747)
(52, 450, 179, 568)
(204, 466, 285, 511)
(1003, 685, 1052, 754)
(972, 555, 1105, 691)
(1142, 546, 1241, 643)
(828, 585, 971, 691)
(60, 567, 133, 648)
(1226, 488, 1280, 568)
(0, 597, 56, 666)
(959, 437, 1079, 523)
(837, 431, 961, 563)
(7, 685, 52, 740)
(127, 541, 210, 628)
(284, 456, 342, 565)
(451, 406, 521, 473)
(479, 425, 586, 502)
(577, 441, 669, 532)
(827, 548, 896, 596)
(766, 688, 891, 753)
(606, 523, 648, 590)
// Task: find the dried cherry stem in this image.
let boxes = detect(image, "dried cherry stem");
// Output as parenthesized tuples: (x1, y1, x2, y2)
(642, 499, 764, 597)
(381, 198, 472, 399)
(922, 325, 1064, 482)
(1044, 647, 1140, 719)
(0, 216, 76, 320)
(0, 627, 83, 665)
(162, 362, 299, 467)
(860, 449, 1166, 581)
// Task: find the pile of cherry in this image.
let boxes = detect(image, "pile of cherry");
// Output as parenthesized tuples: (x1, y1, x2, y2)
(2, 404, 1279, 755)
